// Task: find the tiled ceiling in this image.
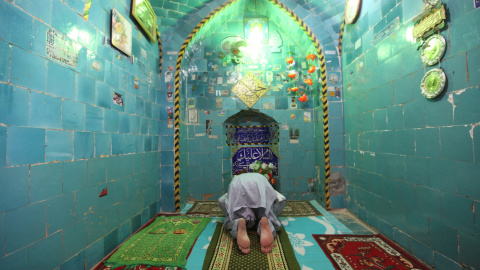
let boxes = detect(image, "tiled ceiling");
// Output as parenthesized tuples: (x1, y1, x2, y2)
(151, 0, 346, 52)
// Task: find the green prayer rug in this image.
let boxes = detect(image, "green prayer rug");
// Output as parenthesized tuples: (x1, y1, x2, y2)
(280, 201, 322, 217)
(202, 224, 300, 270)
(187, 200, 322, 217)
(105, 215, 210, 269)
(187, 201, 225, 216)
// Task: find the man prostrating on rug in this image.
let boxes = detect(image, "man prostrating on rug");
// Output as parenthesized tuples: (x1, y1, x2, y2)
(219, 172, 286, 254)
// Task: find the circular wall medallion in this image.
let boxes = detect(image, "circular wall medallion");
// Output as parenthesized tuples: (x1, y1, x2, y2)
(420, 68, 446, 99)
(328, 73, 339, 85)
(421, 34, 446, 66)
(345, 0, 361, 24)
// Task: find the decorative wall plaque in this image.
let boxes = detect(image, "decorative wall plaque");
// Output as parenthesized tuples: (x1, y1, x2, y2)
(132, 0, 157, 42)
(111, 9, 132, 56)
(226, 125, 279, 145)
(371, 17, 400, 46)
(421, 34, 446, 66)
(232, 146, 278, 175)
(188, 109, 198, 123)
(328, 73, 339, 85)
(345, 0, 361, 24)
(231, 72, 267, 108)
(413, 4, 446, 39)
(420, 68, 446, 99)
(46, 29, 81, 68)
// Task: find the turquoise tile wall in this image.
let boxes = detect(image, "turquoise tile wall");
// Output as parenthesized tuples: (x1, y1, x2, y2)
(0, 0, 162, 269)
(343, 0, 480, 268)
(153, 0, 347, 209)
(0, 85, 30, 127)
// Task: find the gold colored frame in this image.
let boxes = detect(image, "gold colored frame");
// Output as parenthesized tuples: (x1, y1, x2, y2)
(132, 0, 157, 42)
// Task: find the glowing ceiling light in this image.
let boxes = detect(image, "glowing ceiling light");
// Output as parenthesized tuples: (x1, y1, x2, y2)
(244, 18, 268, 45)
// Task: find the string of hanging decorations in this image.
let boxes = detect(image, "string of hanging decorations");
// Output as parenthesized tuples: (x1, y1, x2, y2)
(285, 53, 317, 103)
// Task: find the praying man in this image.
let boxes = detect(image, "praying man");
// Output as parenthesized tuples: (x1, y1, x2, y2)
(219, 173, 286, 254)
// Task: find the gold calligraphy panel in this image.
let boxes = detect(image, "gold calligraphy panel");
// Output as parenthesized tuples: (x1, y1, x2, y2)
(232, 72, 267, 108)
(413, 5, 446, 39)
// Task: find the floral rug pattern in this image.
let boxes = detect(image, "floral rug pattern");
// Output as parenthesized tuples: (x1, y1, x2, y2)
(312, 234, 430, 270)
(184, 200, 353, 270)
(186, 200, 322, 217)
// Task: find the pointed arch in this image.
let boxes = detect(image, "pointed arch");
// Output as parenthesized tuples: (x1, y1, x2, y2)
(173, 0, 332, 211)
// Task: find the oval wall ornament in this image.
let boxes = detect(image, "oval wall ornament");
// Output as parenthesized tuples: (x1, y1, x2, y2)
(421, 34, 446, 66)
(421, 68, 447, 99)
(345, 0, 361, 24)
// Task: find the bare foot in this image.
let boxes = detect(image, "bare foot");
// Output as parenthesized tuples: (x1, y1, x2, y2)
(237, 218, 250, 254)
(260, 217, 274, 253)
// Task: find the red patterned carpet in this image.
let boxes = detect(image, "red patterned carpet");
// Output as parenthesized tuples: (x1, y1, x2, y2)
(312, 234, 430, 270)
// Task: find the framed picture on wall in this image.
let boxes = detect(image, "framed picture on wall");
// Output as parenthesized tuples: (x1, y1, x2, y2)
(111, 9, 132, 56)
(132, 0, 157, 42)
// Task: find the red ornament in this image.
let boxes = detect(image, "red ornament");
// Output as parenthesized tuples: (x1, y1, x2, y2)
(99, 187, 108, 197)
(306, 54, 316, 60)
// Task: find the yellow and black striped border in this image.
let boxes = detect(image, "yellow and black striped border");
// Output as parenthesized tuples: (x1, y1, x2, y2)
(173, 0, 332, 210)
(157, 30, 163, 75)
(338, 14, 346, 56)
(267, 0, 331, 209)
(173, 0, 240, 212)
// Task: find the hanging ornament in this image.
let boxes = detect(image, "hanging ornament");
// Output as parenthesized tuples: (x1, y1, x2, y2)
(298, 93, 308, 102)
(420, 68, 446, 99)
(345, 0, 361, 25)
(421, 34, 446, 66)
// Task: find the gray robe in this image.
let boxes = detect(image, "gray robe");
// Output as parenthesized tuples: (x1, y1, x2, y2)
(218, 173, 286, 238)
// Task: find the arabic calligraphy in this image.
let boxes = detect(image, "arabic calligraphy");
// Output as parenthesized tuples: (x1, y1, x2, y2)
(232, 147, 278, 175)
(231, 72, 268, 108)
(413, 5, 446, 39)
(46, 29, 81, 68)
(226, 125, 279, 145)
